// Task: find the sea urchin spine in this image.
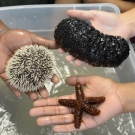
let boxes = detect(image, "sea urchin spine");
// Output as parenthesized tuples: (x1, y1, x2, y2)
(54, 18, 130, 67)
(6, 44, 56, 93)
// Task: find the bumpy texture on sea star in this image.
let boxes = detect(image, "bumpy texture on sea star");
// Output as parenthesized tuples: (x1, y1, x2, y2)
(58, 82, 105, 128)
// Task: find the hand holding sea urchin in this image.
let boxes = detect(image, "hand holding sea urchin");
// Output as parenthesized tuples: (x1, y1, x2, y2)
(54, 18, 130, 67)
(5, 45, 56, 93)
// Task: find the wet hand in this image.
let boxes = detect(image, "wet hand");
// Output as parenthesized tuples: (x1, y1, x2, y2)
(0, 20, 59, 100)
(58, 10, 131, 66)
(30, 76, 124, 133)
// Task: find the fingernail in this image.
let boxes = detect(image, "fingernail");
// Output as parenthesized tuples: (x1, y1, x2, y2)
(15, 92, 22, 97)
(31, 93, 38, 100)
(40, 91, 48, 98)
(53, 76, 60, 83)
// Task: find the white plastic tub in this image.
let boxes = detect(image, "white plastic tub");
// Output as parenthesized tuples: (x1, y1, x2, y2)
(0, 4, 135, 135)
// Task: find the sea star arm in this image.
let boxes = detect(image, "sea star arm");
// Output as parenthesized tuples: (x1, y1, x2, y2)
(75, 82, 85, 100)
(58, 99, 76, 107)
(83, 103, 100, 115)
(84, 96, 105, 105)
(74, 106, 83, 128)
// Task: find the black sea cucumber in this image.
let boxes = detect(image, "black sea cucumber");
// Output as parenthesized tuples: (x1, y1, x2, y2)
(54, 18, 130, 67)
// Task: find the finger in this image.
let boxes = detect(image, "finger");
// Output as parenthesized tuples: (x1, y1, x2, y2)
(2, 73, 48, 100)
(53, 122, 87, 133)
(51, 74, 60, 84)
(58, 48, 65, 53)
(30, 106, 71, 117)
(0, 20, 10, 35)
(26, 91, 39, 101)
(30, 32, 58, 49)
(36, 114, 74, 126)
(33, 95, 72, 107)
(38, 88, 49, 99)
(88, 65, 93, 68)
(4, 80, 22, 97)
(26, 87, 49, 100)
(53, 113, 100, 133)
(74, 59, 86, 66)
(65, 55, 75, 62)
(33, 98, 58, 107)
(65, 55, 86, 65)
(66, 76, 92, 86)
(67, 10, 98, 20)
(1, 72, 58, 100)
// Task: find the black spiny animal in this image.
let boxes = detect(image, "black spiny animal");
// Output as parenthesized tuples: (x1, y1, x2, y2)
(54, 18, 130, 67)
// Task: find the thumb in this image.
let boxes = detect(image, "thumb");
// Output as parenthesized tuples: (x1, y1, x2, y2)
(30, 32, 57, 49)
(67, 10, 99, 20)
(0, 20, 10, 36)
(65, 75, 92, 86)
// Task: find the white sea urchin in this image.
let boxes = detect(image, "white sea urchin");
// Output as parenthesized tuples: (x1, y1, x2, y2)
(5, 44, 56, 93)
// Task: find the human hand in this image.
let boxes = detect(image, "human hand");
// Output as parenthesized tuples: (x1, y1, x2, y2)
(0, 20, 59, 100)
(30, 76, 124, 133)
(58, 10, 131, 66)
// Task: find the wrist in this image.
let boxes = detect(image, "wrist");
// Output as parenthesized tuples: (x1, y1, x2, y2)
(122, 18, 135, 39)
(118, 8, 135, 38)
(129, 20, 135, 38)
(117, 82, 135, 113)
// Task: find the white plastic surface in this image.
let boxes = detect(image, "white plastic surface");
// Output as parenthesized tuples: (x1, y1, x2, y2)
(0, 3, 135, 135)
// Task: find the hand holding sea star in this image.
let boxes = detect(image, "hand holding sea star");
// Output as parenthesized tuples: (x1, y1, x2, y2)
(58, 82, 105, 128)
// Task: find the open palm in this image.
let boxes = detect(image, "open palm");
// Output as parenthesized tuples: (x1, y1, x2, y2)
(60, 10, 131, 66)
(30, 76, 124, 133)
(0, 21, 59, 100)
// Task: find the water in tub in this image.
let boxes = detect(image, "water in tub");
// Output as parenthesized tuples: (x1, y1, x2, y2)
(0, 31, 135, 135)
